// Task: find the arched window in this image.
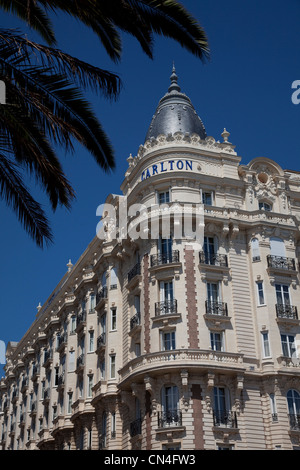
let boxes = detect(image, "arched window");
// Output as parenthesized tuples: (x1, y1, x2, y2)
(251, 237, 260, 261)
(110, 267, 117, 289)
(287, 390, 300, 429)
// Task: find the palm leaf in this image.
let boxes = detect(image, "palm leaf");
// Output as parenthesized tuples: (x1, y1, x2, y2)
(0, 152, 53, 247)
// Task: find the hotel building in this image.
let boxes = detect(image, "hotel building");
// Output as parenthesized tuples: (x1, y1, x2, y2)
(1, 67, 300, 450)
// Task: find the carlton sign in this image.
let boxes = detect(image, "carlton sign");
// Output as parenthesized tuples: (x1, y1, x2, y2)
(141, 159, 194, 181)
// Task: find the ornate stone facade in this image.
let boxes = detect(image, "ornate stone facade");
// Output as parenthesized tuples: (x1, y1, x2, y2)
(1, 70, 300, 450)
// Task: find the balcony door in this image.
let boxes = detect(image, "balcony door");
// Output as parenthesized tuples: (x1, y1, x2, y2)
(275, 284, 290, 307)
(287, 389, 300, 419)
(159, 237, 173, 262)
(214, 386, 230, 425)
(204, 236, 216, 264)
(160, 280, 174, 304)
(161, 385, 180, 426)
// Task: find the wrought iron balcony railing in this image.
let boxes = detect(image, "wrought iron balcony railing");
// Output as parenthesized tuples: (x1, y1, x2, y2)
(76, 311, 86, 328)
(288, 413, 300, 430)
(97, 333, 106, 349)
(267, 255, 296, 271)
(199, 252, 228, 267)
(130, 312, 141, 330)
(205, 300, 228, 317)
(96, 286, 108, 304)
(276, 303, 298, 320)
(155, 299, 178, 317)
(76, 353, 85, 369)
(130, 418, 142, 437)
(213, 410, 238, 428)
(157, 410, 182, 428)
(150, 250, 180, 267)
(128, 263, 141, 283)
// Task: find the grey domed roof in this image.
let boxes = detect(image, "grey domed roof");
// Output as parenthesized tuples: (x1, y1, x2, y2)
(145, 66, 207, 142)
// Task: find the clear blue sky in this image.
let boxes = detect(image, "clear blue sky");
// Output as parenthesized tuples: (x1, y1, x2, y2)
(1, 0, 300, 376)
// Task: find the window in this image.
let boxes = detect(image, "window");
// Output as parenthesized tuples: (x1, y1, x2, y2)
(213, 386, 231, 426)
(270, 393, 278, 422)
(135, 343, 141, 357)
(259, 201, 272, 211)
(89, 293, 96, 312)
(68, 350, 75, 372)
(270, 237, 285, 257)
(100, 359, 105, 380)
(89, 330, 94, 352)
(203, 236, 217, 264)
(111, 412, 116, 438)
(257, 281, 265, 305)
(202, 191, 213, 205)
(158, 190, 170, 204)
(161, 385, 180, 427)
(67, 392, 73, 414)
(287, 390, 300, 418)
(161, 331, 176, 351)
(87, 375, 93, 397)
(110, 355, 116, 379)
(110, 268, 117, 290)
(70, 315, 77, 334)
(275, 284, 290, 306)
(210, 331, 224, 352)
(281, 334, 296, 358)
(262, 332, 271, 357)
(251, 238, 260, 261)
(159, 237, 173, 258)
(111, 308, 117, 331)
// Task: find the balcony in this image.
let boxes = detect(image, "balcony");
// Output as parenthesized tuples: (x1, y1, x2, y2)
(276, 303, 298, 321)
(199, 252, 228, 267)
(213, 410, 238, 429)
(267, 255, 296, 271)
(76, 311, 86, 332)
(130, 312, 141, 331)
(205, 300, 228, 317)
(155, 299, 178, 317)
(96, 286, 108, 306)
(56, 333, 67, 352)
(127, 262, 141, 285)
(96, 333, 106, 352)
(130, 418, 142, 437)
(43, 349, 53, 367)
(157, 410, 182, 428)
(288, 414, 300, 431)
(76, 353, 85, 371)
(150, 250, 180, 268)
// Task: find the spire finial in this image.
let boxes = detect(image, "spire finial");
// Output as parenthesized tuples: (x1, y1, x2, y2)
(168, 63, 181, 93)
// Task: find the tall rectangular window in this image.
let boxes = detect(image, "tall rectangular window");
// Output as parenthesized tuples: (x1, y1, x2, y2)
(87, 375, 93, 397)
(162, 331, 176, 351)
(111, 308, 117, 331)
(281, 334, 296, 358)
(262, 332, 271, 357)
(89, 330, 94, 352)
(67, 392, 73, 414)
(210, 331, 224, 351)
(257, 281, 265, 305)
(110, 355, 116, 379)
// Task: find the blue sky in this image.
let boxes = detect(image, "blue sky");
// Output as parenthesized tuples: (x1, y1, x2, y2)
(1, 0, 300, 377)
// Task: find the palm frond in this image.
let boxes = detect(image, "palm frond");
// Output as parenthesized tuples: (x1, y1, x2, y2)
(0, 152, 53, 247)
(0, 0, 56, 45)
